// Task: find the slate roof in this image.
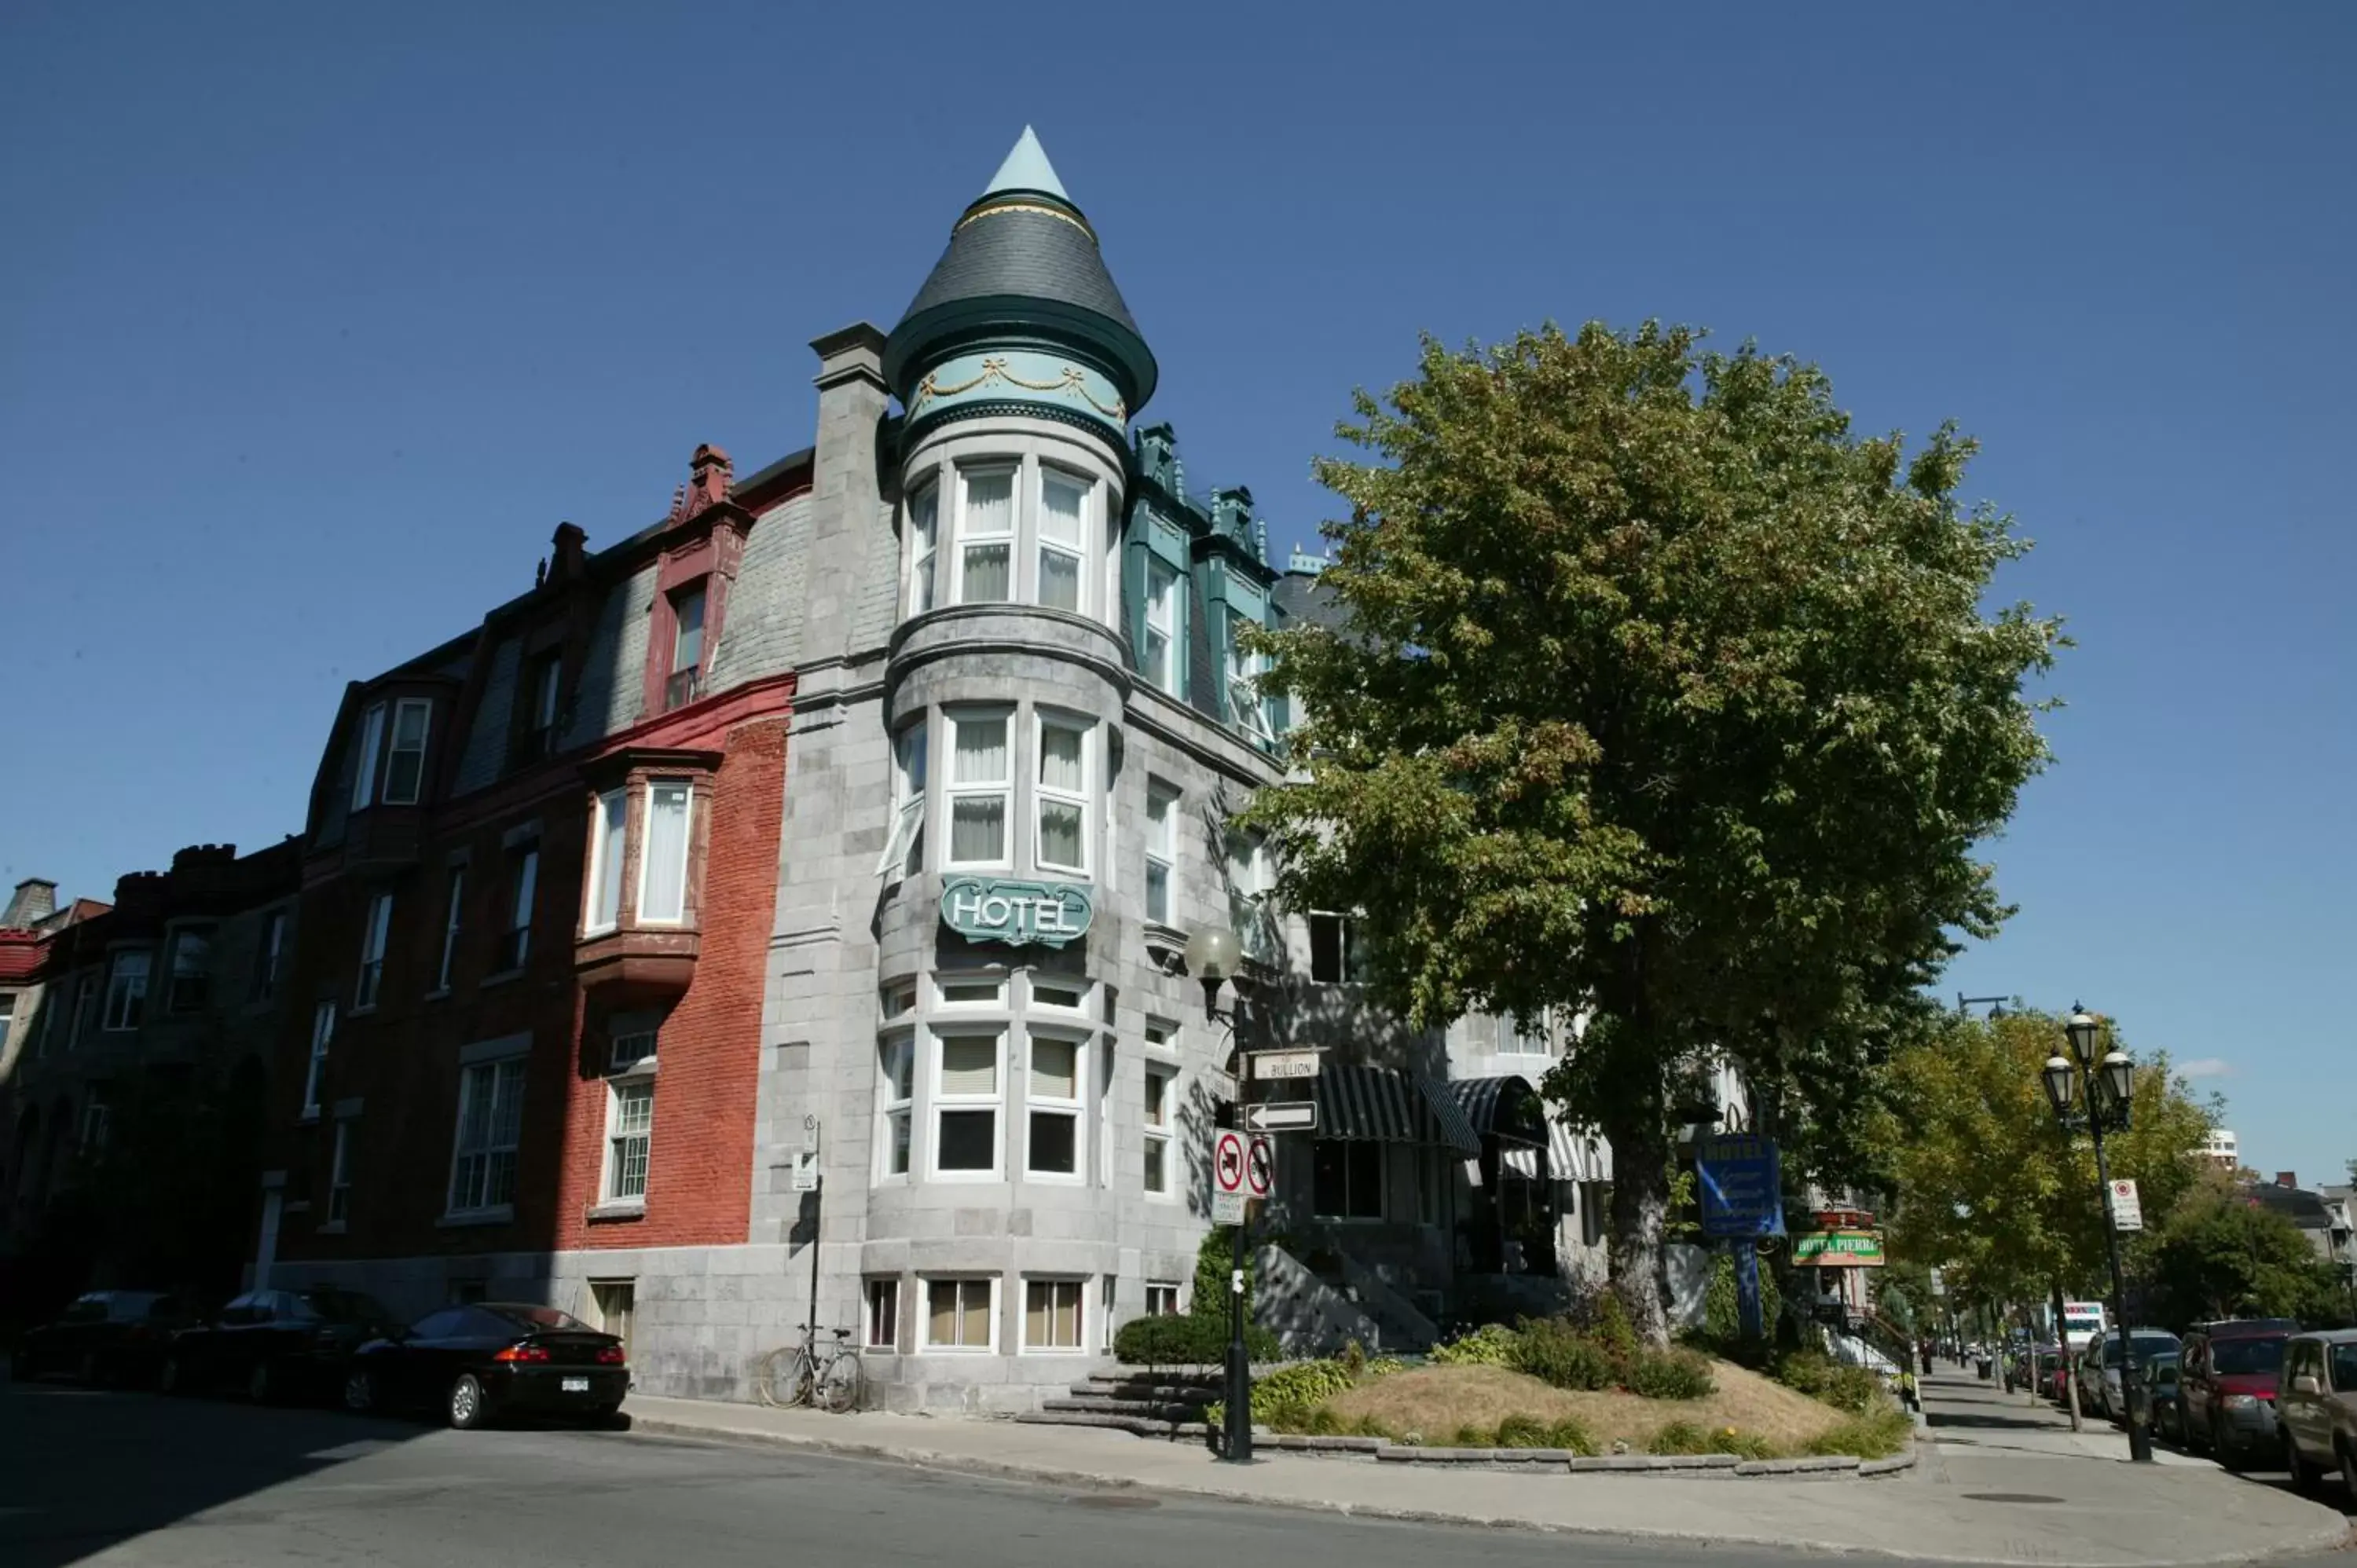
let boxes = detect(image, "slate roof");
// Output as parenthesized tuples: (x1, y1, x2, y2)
(899, 203, 1140, 339)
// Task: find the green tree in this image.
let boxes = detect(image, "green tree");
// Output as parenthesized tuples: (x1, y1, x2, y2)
(2145, 1171, 2353, 1330)
(1876, 1009, 2214, 1317)
(1245, 324, 2061, 1344)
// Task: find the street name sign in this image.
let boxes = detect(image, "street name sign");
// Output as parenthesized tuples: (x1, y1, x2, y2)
(2107, 1179, 2143, 1232)
(1249, 1049, 1323, 1081)
(1244, 1101, 1317, 1134)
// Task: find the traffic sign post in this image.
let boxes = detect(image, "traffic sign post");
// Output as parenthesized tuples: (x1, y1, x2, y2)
(2106, 1179, 2143, 1232)
(1245, 1134, 1274, 1200)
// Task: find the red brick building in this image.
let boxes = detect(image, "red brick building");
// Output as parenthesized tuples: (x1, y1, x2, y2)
(260, 443, 806, 1343)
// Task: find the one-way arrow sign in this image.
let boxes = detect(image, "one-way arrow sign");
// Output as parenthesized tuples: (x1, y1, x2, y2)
(1244, 1102, 1317, 1133)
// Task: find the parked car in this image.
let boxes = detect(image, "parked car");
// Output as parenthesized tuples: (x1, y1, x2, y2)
(341, 1302, 629, 1430)
(161, 1286, 401, 1404)
(2275, 1329, 2357, 1497)
(2007, 1343, 2060, 1393)
(2180, 1318, 2298, 1469)
(2090, 1329, 2180, 1423)
(2139, 1352, 2184, 1444)
(10, 1291, 198, 1387)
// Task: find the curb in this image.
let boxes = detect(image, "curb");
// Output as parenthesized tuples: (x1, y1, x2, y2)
(627, 1412, 2352, 1565)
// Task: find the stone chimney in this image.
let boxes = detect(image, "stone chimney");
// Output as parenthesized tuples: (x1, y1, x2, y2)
(551, 521, 588, 584)
(803, 324, 889, 663)
(2, 877, 57, 929)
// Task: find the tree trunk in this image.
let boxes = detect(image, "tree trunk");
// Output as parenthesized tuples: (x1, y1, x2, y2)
(1602, 1105, 1674, 1348)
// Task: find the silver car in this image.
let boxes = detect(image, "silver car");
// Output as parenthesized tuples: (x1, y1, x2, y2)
(2275, 1329, 2357, 1497)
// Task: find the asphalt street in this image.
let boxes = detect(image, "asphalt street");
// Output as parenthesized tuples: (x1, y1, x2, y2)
(4, 1379, 2348, 1568)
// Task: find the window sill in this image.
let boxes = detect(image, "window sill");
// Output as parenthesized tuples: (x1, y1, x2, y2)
(480, 968, 526, 990)
(349, 1003, 378, 1018)
(317, 1221, 346, 1236)
(422, 987, 451, 1004)
(297, 1109, 321, 1125)
(926, 1170, 1006, 1184)
(586, 1200, 647, 1224)
(438, 1206, 515, 1229)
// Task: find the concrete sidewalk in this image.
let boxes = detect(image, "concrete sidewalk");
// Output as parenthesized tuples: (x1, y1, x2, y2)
(1919, 1365, 2212, 1464)
(625, 1379, 2353, 1566)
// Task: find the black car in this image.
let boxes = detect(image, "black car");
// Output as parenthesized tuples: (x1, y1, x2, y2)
(161, 1286, 401, 1404)
(12, 1291, 197, 1387)
(342, 1302, 629, 1429)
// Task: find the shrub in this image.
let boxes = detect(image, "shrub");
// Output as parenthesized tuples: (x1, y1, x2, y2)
(1430, 1323, 1520, 1367)
(1708, 1426, 1777, 1460)
(1819, 1365, 1887, 1414)
(1626, 1348, 1716, 1401)
(1699, 1251, 1783, 1350)
(1648, 1420, 1711, 1455)
(1114, 1313, 1277, 1366)
(1495, 1413, 1552, 1449)
(1365, 1356, 1406, 1379)
(1340, 1339, 1368, 1379)
(1251, 1358, 1358, 1414)
(1573, 1291, 1640, 1366)
(1771, 1348, 1834, 1398)
(1449, 1423, 1495, 1448)
(1509, 1317, 1617, 1390)
(1545, 1417, 1598, 1456)
(1802, 1408, 1912, 1460)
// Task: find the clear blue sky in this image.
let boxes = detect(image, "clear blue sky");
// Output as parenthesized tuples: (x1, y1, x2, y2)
(4, 4, 2349, 1185)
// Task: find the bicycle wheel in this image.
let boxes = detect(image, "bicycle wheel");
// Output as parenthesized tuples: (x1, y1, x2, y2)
(816, 1350, 862, 1413)
(761, 1346, 816, 1408)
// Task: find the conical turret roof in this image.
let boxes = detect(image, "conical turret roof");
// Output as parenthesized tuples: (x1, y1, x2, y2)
(884, 128, 1157, 412)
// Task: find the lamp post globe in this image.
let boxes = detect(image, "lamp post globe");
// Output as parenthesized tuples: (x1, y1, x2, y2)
(2064, 1006, 2102, 1068)
(1184, 924, 1244, 1014)
(2042, 1055, 2076, 1119)
(2099, 1051, 2135, 1111)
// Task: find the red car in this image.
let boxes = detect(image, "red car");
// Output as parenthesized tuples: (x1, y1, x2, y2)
(2179, 1318, 2299, 1467)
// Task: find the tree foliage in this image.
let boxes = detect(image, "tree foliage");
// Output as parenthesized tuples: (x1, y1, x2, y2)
(1244, 323, 2062, 1343)
(1876, 1009, 2215, 1310)
(2143, 1171, 2354, 1331)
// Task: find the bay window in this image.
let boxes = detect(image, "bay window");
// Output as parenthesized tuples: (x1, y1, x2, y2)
(637, 779, 692, 925)
(1144, 782, 1178, 924)
(350, 704, 387, 811)
(449, 1056, 526, 1214)
(1034, 714, 1091, 875)
(878, 1031, 915, 1178)
(1143, 560, 1179, 691)
(354, 892, 392, 1009)
(932, 1028, 1003, 1177)
(877, 722, 926, 879)
(1023, 1278, 1083, 1351)
(1025, 1033, 1083, 1178)
(925, 1277, 995, 1350)
(383, 698, 431, 804)
(1037, 470, 1089, 613)
(905, 484, 939, 615)
(954, 467, 1014, 603)
(102, 950, 149, 1031)
(945, 709, 1011, 866)
(586, 788, 628, 932)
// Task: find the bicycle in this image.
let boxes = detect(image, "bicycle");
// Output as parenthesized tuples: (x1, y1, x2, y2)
(757, 1324, 862, 1412)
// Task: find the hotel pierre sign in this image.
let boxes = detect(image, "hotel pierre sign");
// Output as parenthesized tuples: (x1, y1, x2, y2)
(939, 877, 1094, 949)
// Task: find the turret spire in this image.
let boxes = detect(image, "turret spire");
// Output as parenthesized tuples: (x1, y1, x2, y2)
(984, 126, 1068, 200)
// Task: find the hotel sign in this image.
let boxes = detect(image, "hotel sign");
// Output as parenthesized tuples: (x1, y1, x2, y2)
(1791, 1229, 1886, 1267)
(939, 877, 1094, 949)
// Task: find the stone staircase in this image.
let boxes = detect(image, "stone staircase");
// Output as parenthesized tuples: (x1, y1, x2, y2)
(1015, 1371, 1222, 1439)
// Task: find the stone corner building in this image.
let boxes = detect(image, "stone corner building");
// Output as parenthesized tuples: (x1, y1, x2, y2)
(262, 130, 1666, 1412)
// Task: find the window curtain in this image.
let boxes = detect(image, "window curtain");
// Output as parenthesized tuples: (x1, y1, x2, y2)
(593, 790, 628, 927)
(641, 782, 691, 921)
(961, 472, 1013, 601)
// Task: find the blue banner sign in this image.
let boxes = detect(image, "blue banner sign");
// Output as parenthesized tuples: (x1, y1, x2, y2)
(1697, 1134, 1784, 1238)
(939, 877, 1094, 949)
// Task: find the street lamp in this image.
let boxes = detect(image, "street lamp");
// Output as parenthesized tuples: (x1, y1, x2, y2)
(1185, 921, 1255, 1465)
(2041, 1002, 2150, 1464)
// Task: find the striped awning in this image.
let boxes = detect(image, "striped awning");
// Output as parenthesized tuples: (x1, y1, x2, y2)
(1312, 1064, 1482, 1157)
(1549, 1119, 1612, 1183)
(1448, 1075, 1549, 1147)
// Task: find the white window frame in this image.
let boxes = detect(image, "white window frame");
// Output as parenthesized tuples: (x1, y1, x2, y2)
(1145, 1282, 1182, 1318)
(382, 698, 432, 804)
(636, 778, 693, 926)
(1223, 605, 1274, 742)
(671, 585, 707, 678)
(1024, 974, 1092, 1016)
(905, 482, 940, 615)
(921, 1275, 999, 1352)
(166, 925, 213, 1013)
(934, 974, 1007, 1009)
(603, 1075, 654, 1204)
(434, 870, 464, 992)
(251, 908, 287, 1002)
(1143, 1061, 1176, 1198)
(530, 653, 563, 750)
(1032, 713, 1093, 877)
(350, 702, 387, 811)
(1144, 782, 1178, 925)
(944, 708, 1014, 870)
(1499, 1007, 1552, 1056)
(929, 1027, 1004, 1181)
(1143, 1017, 1179, 1055)
(447, 1056, 526, 1216)
(1024, 1028, 1086, 1181)
(880, 980, 918, 1021)
(1035, 467, 1091, 615)
(585, 786, 629, 933)
(327, 1119, 353, 1227)
(503, 844, 539, 971)
(101, 950, 150, 1032)
(951, 464, 1016, 605)
(354, 892, 392, 1010)
(877, 721, 927, 879)
(877, 1028, 915, 1180)
(1142, 559, 1179, 692)
(609, 1025, 658, 1074)
(302, 1000, 335, 1116)
(1020, 1276, 1086, 1354)
(865, 1277, 901, 1350)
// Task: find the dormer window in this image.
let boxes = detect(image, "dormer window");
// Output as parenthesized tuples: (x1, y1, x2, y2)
(665, 587, 706, 711)
(529, 653, 564, 758)
(350, 698, 433, 808)
(1143, 561, 1180, 692)
(350, 705, 387, 811)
